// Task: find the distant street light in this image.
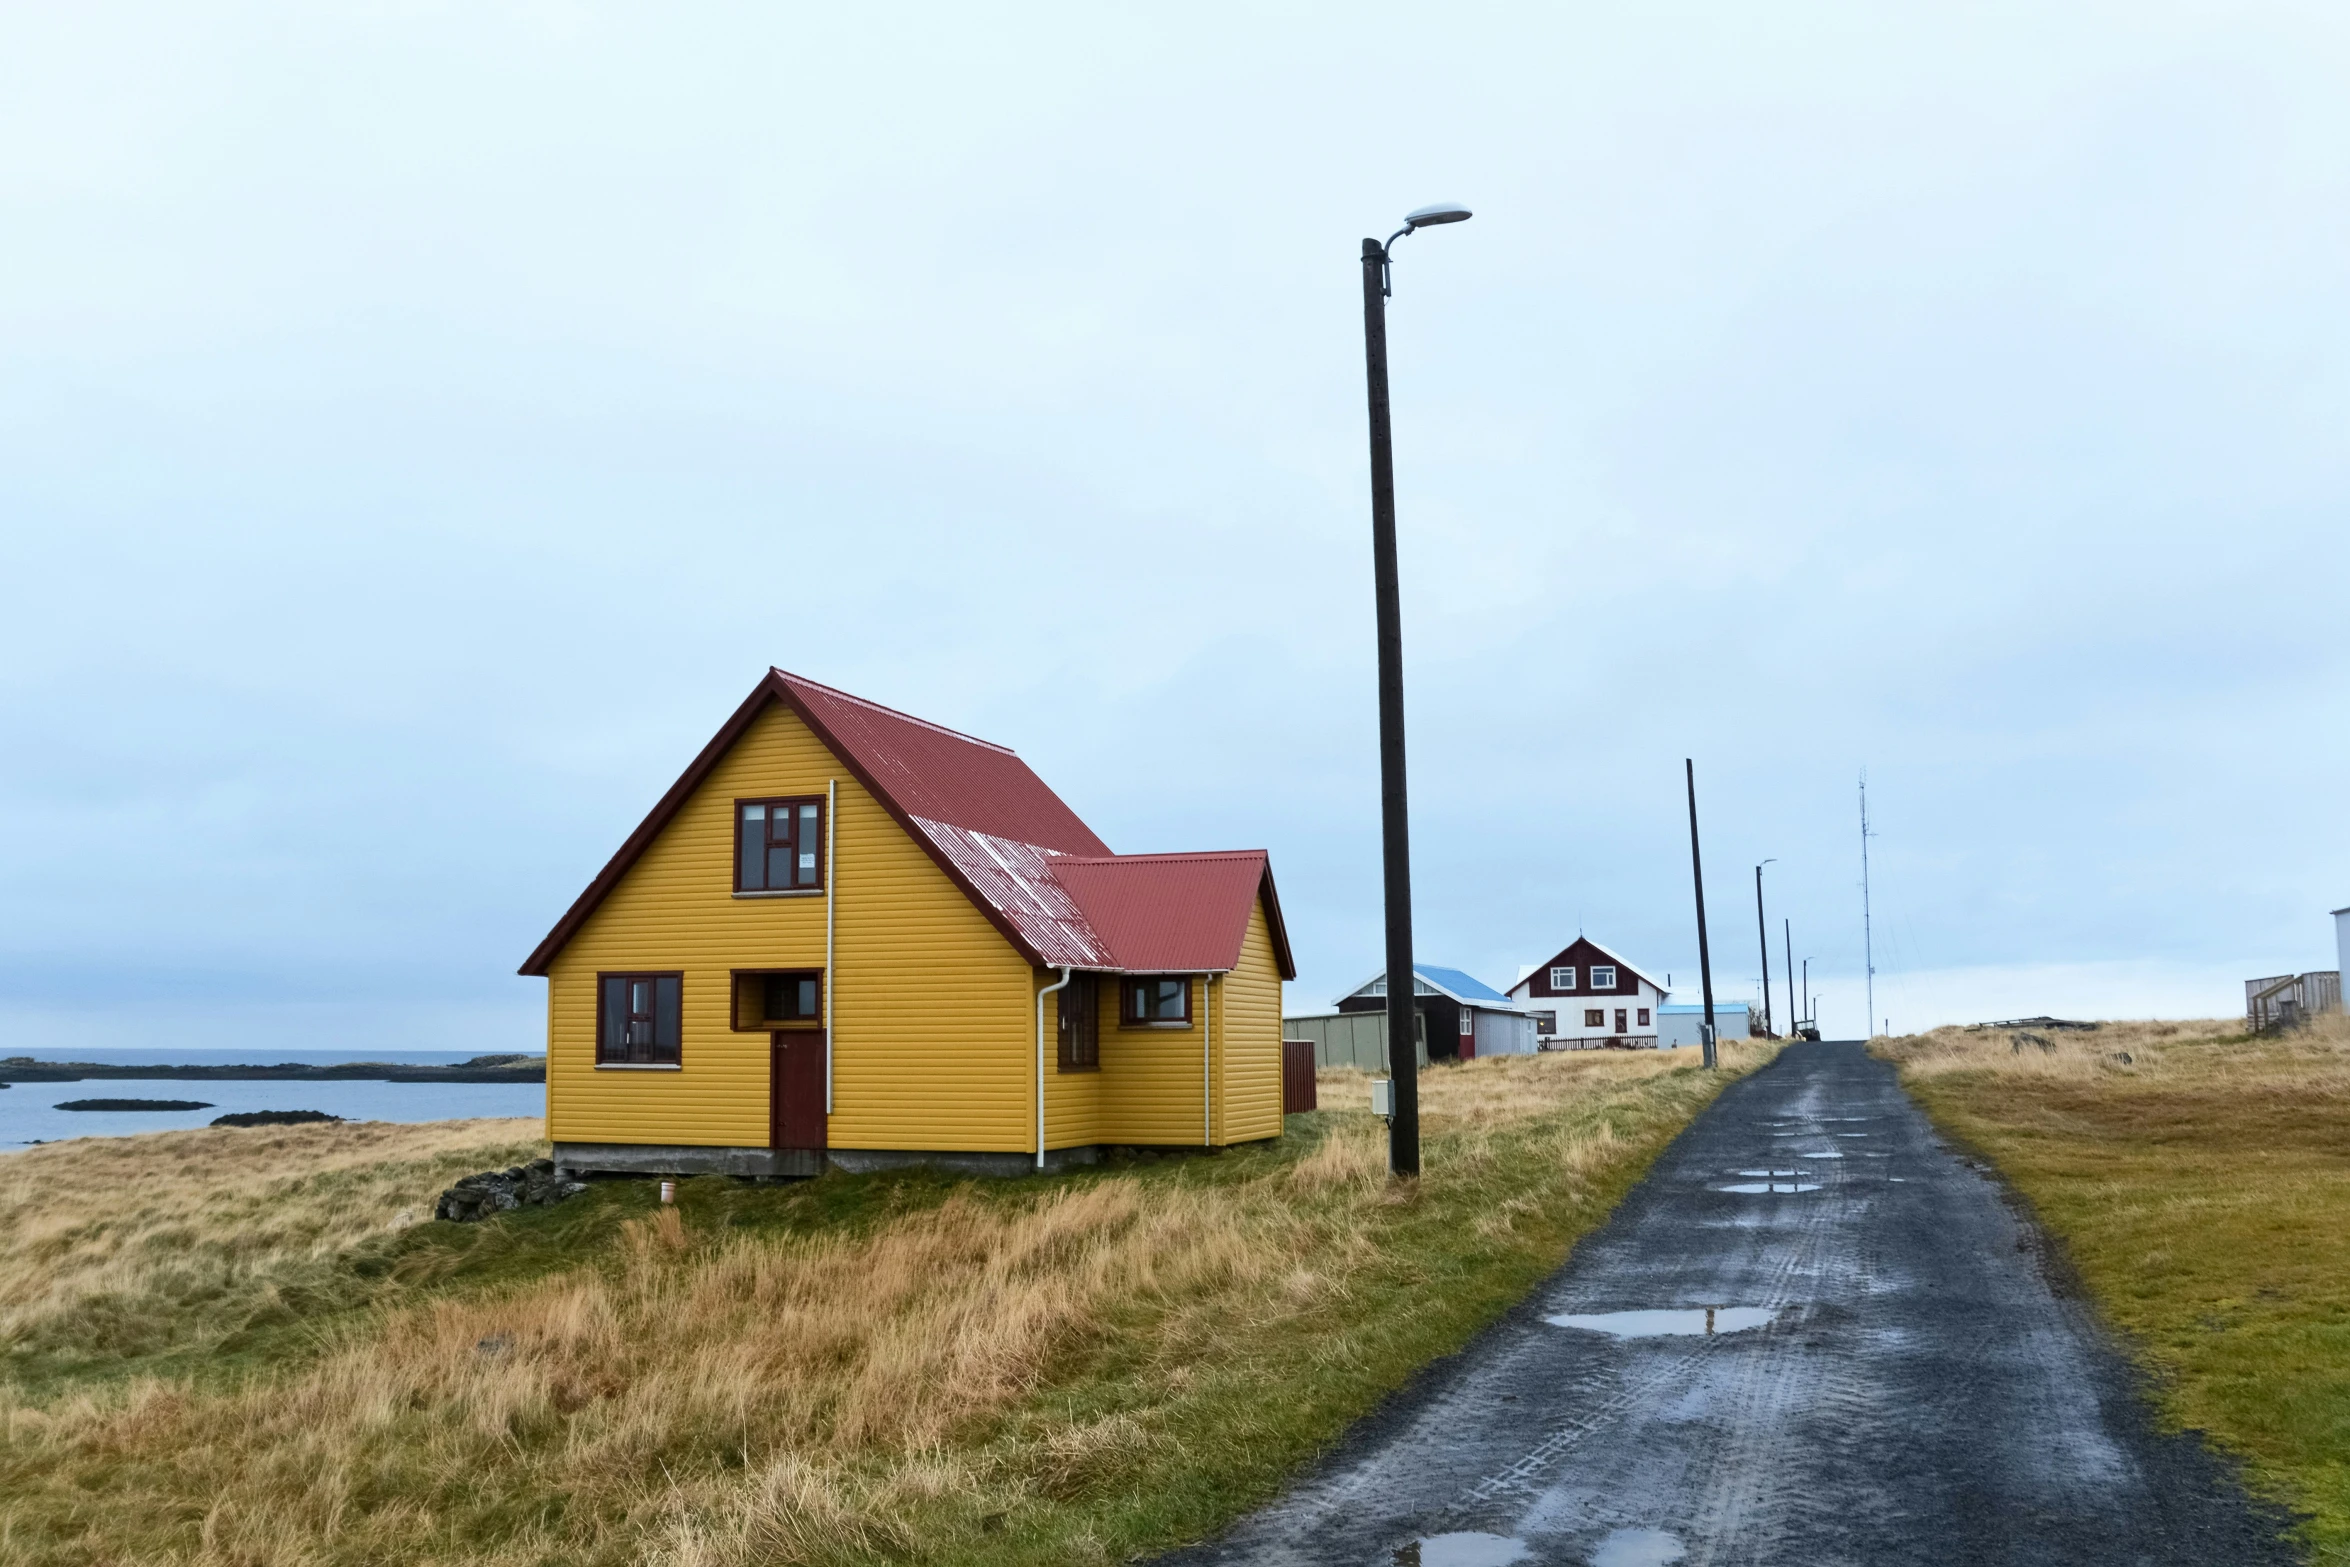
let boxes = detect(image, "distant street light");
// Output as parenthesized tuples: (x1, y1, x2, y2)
(1754, 861, 1776, 1039)
(1361, 201, 1472, 1178)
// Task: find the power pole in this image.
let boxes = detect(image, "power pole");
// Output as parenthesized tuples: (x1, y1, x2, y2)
(1784, 918, 1795, 1040)
(1753, 862, 1775, 1038)
(1860, 772, 1877, 1039)
(1684, 760, 1718, 1069)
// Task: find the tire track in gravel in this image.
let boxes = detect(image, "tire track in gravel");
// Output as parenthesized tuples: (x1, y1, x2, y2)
(1157, 1040, 2300, 1567)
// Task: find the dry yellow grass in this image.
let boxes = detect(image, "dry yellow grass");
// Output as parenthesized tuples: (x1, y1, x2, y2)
(0, 1045, 1773, 1566)
(1878, 1013, 2350, 1562)
(0, 1118, 545, 1362)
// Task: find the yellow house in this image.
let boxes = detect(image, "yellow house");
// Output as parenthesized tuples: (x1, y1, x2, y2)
(519, 669, 1298, 1178)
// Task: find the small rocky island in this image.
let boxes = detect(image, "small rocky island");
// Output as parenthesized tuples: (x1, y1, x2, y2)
(56, 1097, 214, 1112)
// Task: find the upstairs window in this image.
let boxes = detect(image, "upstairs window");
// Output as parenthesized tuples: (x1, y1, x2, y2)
(1590, 964, 1618, 991)
(1124, 975, 1192, 1025)
(1549, 966, 1576, 990)
(737, 798, 824, 892)
(599, 973, 682, 1065)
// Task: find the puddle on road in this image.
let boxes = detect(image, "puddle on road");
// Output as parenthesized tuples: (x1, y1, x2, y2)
(1731, 1168, 1812, 1178)
(1715, 1181, 1822, 1193)
(1591, 1528, 1688, 1567)
(1545, 1307, 1776, 1337)
(1836, 1132, 1870, 1138)
(1790, 1149, 1844, 1158)
(1392, 1532, 1530, 1566)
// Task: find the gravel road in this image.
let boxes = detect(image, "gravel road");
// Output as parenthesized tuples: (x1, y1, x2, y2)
(1161, 1039, 2297, 1567)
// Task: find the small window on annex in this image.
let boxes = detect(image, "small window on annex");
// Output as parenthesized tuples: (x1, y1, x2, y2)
(1584, 1008, 1606, 1028)
(1123, 975, 1192, 1025)
(599, 973, 682, 1065)
(732, 970, 822, 1029)
(1590, 965, 1618, 991)
(1549, 966, 1576, 990)
(736, 798, 825, 893)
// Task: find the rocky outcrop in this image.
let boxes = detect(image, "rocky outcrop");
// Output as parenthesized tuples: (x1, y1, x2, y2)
(211, 1109, 343, 1128)
(434, 1159, 587, 1223)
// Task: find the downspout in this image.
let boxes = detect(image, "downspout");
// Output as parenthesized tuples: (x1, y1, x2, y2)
(1036, 966, 1074, 1170)
(1202, 973, 1218, 1146)
(824, 778, 837, 1114)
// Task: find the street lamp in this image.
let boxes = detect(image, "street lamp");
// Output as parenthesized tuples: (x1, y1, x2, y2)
(1361, 201, 1471, 1178)
(1753, 860, 1775, 1039)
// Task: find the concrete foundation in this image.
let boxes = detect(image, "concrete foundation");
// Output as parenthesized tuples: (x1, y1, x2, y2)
(826, 1144, 1103, 1177)
(551, 1142, 1111, 1180)
(552, 1142, 822, 1180)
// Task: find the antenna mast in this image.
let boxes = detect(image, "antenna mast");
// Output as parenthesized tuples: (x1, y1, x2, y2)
(1860, 771, 1876, 1038)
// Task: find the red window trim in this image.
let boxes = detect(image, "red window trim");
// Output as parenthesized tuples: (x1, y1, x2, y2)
(733, 796, 827, 894)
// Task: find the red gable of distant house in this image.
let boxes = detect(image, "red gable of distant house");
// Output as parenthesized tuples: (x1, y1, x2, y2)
(520, 670, 1294, 980)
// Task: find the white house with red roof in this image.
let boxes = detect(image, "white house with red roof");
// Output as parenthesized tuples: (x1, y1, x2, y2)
(1507, 936, 1670, 1049)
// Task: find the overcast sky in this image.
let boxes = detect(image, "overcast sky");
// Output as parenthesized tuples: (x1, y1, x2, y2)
(4, 2, 2346, 1054)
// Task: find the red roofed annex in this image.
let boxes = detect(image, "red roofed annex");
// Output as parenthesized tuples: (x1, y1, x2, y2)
(521, 669, 1298, 1177)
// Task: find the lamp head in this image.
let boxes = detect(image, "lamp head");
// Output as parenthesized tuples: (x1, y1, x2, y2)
(1403, 202, 1472, 230)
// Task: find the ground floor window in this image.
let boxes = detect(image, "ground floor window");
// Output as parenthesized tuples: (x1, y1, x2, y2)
(1637, 1007, 1651, 1027)
(1533, 1009, 1556, 1035)
(599, 972, 682, 1064)
(1615, 1008, 1629, 1032)
(1124, 975, 1192, 1025)
(1059, 973, 1100, 1069)
(1584, 1008, 1605, 1028)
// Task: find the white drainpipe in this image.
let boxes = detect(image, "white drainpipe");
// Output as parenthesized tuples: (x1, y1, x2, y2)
(1202, 972, 1218, 1145)
(1036, 966, 1074, 1170)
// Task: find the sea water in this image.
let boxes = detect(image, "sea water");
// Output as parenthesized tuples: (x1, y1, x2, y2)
(0, 1050, 544, 1148)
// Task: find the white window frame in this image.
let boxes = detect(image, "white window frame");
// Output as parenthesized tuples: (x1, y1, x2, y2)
(1591, 965, 1618, 991)
(1549, 966, 1575, 990)
(1459, 1009, 1474, 1035)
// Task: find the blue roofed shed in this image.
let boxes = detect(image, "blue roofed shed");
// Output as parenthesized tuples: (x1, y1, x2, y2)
(1311, 963, 1538, 1063)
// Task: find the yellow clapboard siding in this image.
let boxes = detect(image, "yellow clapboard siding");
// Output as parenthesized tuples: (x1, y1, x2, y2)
(1217, 897, 1285, 1143)
(546, 702, 1034, 1152)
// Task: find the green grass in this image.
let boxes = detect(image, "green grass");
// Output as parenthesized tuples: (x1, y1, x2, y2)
(0, 1045, 1776, 1565)
(1882, 1020, 2350, 1564)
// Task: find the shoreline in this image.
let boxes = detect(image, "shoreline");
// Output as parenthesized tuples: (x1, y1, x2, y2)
(0, 1054, 546, 1085)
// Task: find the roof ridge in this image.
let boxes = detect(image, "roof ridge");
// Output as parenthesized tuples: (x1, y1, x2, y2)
(1059, 849, 1268, 864)
(773, 668, 1017, 756)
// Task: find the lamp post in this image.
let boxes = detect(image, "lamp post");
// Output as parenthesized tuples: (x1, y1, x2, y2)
(1754, 860, 1775, 1038)
(1361, 201, 1471, 1178)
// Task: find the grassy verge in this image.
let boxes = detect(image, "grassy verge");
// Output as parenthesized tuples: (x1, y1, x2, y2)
(1877, 1015, 2350, 1563)
(0, 1042, 1775, 1565)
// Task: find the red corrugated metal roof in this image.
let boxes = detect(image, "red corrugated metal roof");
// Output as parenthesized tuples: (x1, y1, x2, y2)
(913, 818, 1119, 969)
(1054, 851, 1292, 977)
(778, 671, 1108, 854)
(521, 669, 1292, 980)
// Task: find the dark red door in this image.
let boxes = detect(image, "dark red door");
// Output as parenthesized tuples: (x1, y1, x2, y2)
(771, 1031, 827, 1152)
